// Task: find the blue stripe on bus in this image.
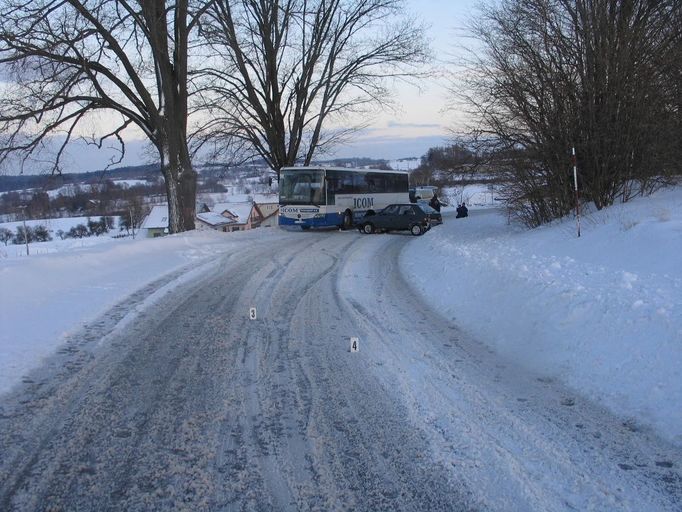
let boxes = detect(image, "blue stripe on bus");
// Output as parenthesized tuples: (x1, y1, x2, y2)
(279, 212, 344, 227)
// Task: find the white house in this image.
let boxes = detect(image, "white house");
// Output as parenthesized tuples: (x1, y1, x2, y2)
(252, 194, 279, 227)
(141, 195, 280, 236)
(195, 211, 237, 232)
(212, 194, 279, 228)
(209, 202, 261, 231)
(140, 204, 169, 238)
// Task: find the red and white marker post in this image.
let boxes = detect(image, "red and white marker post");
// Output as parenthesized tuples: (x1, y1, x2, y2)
(572, 147, 581, 238)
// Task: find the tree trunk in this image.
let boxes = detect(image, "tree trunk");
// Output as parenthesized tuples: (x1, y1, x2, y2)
(160, 138, 196, 234)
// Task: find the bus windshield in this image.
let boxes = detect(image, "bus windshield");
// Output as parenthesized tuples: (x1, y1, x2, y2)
(280, 169, 326, 206)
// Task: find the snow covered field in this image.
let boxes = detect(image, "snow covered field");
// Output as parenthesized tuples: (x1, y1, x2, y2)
(403, 187, 682, 445)
(1, 184, 680, 451)
(0, 216, 124, 258)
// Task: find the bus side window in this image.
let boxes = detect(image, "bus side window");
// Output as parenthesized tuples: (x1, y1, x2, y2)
(365, 172, 385, 193)
(340, 173, 354, 193)
(353, 173, 365, 194)
(393, 174, 408, 193)
(326, 177, 337, 205)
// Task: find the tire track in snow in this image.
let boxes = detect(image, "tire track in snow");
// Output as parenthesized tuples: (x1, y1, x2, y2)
(336, 230, 682, 511)
(0, 229, 475, 511)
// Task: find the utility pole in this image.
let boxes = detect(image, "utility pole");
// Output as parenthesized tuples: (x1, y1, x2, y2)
(572, 147, 581, 238)
(129, 207, 136, 239)
(20, 205, 29, 256)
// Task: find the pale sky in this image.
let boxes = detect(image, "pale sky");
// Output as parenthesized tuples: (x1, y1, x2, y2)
(331, 0, 481, 159)
(5, 0, 482, 174)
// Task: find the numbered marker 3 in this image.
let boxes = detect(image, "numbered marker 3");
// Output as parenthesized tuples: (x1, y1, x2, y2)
(249, 307, 257, 320)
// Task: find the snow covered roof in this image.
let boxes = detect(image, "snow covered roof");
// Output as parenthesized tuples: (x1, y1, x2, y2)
(215, 203, 253, 224)
(217, 202, 254, 224)
(252, 194, 278, 204)
(196, 211, 236, 227)
(141, 205, 169, 229)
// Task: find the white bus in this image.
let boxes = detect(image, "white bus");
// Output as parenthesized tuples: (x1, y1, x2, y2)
(279, 166, 410, 229)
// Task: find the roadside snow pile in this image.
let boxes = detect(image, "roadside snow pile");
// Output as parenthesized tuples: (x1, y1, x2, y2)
(0, 227, 286, 395)
(402, 187, 682, 445)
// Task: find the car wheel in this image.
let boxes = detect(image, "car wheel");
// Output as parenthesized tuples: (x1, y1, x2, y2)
(410, 224, 423, 236)
(363, 223, 375, 234)
(341, 210, 353, 230)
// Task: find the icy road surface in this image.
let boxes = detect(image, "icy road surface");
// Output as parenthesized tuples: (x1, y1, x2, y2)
(1, 223, 680, 511)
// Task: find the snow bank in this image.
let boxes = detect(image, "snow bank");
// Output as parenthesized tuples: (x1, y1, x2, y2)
(402, 187, 682, 445)
(0, 227, 286, 395)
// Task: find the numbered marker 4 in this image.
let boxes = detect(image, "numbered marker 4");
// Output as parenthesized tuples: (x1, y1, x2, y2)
(249, 307, 257, 320)
(350, 336, 359, 353)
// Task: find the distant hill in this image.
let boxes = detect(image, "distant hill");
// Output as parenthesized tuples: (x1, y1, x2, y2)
(1, 156, 423, 193)
(314, 157, 391, 168)
(0, 164, 160, 193)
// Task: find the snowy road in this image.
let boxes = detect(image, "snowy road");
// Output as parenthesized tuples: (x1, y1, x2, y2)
(0, 223, 680, 511)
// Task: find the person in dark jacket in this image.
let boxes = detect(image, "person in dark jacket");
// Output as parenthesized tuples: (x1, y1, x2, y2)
(429, 194, 442, 212)
(456, 202, 469, 218)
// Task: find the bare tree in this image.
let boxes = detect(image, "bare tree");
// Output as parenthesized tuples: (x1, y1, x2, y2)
(0, 0, 210, 233)
(119, 196, 145, 237)
(0, 227, 12, 245)
(193, 0, 428, 178)
(456, 0, 681, 226)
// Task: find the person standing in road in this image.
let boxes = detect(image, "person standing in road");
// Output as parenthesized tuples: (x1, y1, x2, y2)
(429, 193, 442, 213)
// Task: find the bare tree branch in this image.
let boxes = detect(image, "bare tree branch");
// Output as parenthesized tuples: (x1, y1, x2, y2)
(0, 0, 208, 232)
(451, 0, 681, 226)
(193, 0, 429, 177)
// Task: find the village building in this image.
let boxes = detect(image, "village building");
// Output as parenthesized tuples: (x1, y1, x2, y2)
(141, 194, 280, 236)
(212, 194, 279, 228)
(195, 211, 236, 232)
(252, 194, 279, 227)
(206, 202, 261, 231)
(140, 204, 169, 238)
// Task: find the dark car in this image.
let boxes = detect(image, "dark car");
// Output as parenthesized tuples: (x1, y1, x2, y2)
(358, 203, 432, 236)
(416, 202, 443, 225)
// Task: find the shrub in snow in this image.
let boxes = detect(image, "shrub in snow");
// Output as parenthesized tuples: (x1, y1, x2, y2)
(87, 217, 105, 236)
(13, 225, 33, 244)
(68, 224, 89, 238)
(33, 225, 51, 242)
(0, 227, 12, 246)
